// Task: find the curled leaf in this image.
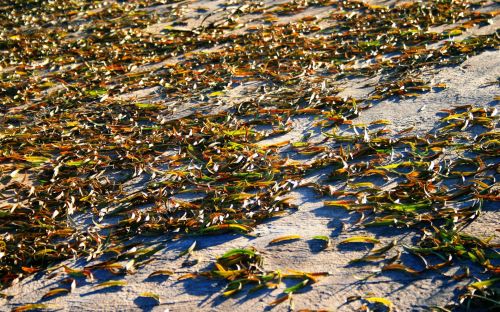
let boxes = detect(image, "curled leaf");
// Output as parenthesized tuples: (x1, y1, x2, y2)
(148, 270, 174, 278)
(12, 304, 50, 312)
(139, 292, 160, 304)
(365, 297, 393, 310)
(93, 281, 127, 289)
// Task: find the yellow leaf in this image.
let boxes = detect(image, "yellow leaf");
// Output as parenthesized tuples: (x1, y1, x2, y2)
(177, 273, 198, 280)
(24, 156, 50, 164)
(42, 288, 69, 299)
(208, 91, 225, 97)
(139, 292, 160, 303)
(469, 277, 500, 289)
(269, 235, 302, 245)
(340, 236, 380, 244)
(148, 270, 174, 278)
(448, 29, 462, 36)
(93, 281, 127, 289)
(365, 297, 393, 310)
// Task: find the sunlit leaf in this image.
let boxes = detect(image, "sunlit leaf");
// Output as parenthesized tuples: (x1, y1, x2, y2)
(93, 281, 127, 289)
(139, 292, 160, 303)
(284, 279, 309, 294)
(468, 278, 500, 289)
(12, 304, 50, 312)
(269, 294, 290, 306)
(42, 288, 69, 300)
(365, 297, 393, 310)
(148, 270, 174, 278)
(269, 235, 302, 245)
(340, 236, 380, 244)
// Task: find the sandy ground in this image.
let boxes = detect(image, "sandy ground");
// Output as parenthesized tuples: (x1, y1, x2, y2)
(1, 0, 499, 311)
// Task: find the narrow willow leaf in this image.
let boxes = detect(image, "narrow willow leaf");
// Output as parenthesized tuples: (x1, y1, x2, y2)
(312, 235, 331, 248)
(200, 223, 251, 234)
(365, 297, 393, 310)
(179, 241, 197, 257)
(65, 160, 89, 167)
(86, 88, 107, 97)
(382, 263, 420, 275)
(135, 103, 160, 110)
(223, 282, 242, 296)
(350, 182, 376, 189)
(448, 29, 462, 36)
(284, 279, 309, 294)
(371, 240, 397, 255)
(24, 156, 50, 164)
(269, 235, 302, 245)
(177, 273, 198, 280)
(21, 267, 40, 274)
(324, 200, 355, 209)
(139, 292, 160, 303)
(42, 288, 69, 299)
(340, 236, 380, 244)
(219, 248, 256, 259)
(349, 254, 385, 264)
(468, 277, 500, 289)
(12, 304, 50, 312)
(148, 270, 174, 278)
(208, 91, 225, 97)
(93, 280, 127, 289)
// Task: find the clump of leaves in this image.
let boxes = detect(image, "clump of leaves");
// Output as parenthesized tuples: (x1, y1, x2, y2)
(189, 247, 328, 305)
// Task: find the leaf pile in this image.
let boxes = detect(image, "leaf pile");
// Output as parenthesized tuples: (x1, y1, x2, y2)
(193, 247, 328, 305)
(0, 0, 498, 309)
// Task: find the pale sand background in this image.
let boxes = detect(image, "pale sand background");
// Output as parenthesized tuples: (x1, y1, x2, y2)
(2, 0, 499, 311)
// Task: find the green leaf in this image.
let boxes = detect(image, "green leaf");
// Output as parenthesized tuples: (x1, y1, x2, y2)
(135, 103, 161, 110)
(284, 279, 309, 293)
(219, 248, 256, 259)
(223, 129, 254, 137)
(223, 282, 242, 296)
(311, 235, 331, 249)
(448, 29, 462, 36)
(469, 278, 500, 289)
(148, 270, 174, 278)
(25, 156, 50, 165)
(178, 241, 196, 257)
(86, 88, 107, 97)
(34, 249, 57, 257)
(370, 240, 397, 255)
